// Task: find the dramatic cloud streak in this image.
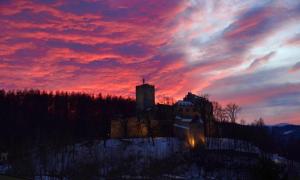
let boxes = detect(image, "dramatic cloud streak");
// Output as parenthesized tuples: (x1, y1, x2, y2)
(1, 0, 300, 124)
(247, 51, 276, 72)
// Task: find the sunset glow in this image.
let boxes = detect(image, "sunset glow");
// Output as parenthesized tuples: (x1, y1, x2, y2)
(1, 0, 300, 124)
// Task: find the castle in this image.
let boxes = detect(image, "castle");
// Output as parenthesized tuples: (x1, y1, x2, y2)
(135, 80, 213, 148)
(136, 79, 155, 112)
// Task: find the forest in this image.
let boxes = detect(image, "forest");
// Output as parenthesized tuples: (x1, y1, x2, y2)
(0, 89, 135, 153)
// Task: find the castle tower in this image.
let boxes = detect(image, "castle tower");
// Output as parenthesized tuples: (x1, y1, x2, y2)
(136, 79, 155, 111)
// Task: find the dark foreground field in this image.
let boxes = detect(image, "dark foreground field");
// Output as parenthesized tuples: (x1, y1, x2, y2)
(1, 137, 299, 180)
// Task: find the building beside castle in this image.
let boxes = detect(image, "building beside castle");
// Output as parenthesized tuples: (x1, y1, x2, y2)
(173, 92, 213, 148)
(136, 79, 155, 112)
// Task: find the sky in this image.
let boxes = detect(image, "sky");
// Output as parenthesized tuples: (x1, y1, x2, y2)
(0, 0, 300, 124)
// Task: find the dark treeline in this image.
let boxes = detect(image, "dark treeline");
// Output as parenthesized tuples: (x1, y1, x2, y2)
(212, 102, 273, 152)
(0, 89, 135, 152)
(213, 122, 274, 152)
(213, 121, 300, 162)
(212, 101, 300, 162)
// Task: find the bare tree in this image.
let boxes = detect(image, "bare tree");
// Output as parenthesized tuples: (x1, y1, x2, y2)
(162, 96, 174, 105)
(251, 117, 265, 127)
(225, 103, 241, 123)
(212, 102, 228, 122)
(240, 119, 246, 125)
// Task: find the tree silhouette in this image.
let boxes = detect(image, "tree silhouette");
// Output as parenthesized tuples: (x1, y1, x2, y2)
(0, 89, 135, 152)
(225, 103, 241, 123)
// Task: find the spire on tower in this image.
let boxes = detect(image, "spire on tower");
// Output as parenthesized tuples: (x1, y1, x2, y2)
(142, 78, 145, 84)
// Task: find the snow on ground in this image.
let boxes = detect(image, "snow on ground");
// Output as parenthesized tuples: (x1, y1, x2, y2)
(272, 154, 287, 164)
(32, 137, 184, 177)
(283, 130, 294, 135)
(2, 137, 298, 180)
(0, 163, 10, 174)
(5, 137, 289, 179)
(206, 138, 261, 154)
(75, 137, 183, 161)
(31, 137, 263, 177)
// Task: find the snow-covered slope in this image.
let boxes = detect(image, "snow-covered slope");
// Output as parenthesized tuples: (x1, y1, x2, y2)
(206, 138, 261, 154)
(30, 137, 183, 178)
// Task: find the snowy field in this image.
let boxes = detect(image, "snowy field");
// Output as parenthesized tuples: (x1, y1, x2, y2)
(206, 138, 261, 154)
(2, 137, 296, 179)
(2, 137, 261, 178)
(31, 137, 184, 178)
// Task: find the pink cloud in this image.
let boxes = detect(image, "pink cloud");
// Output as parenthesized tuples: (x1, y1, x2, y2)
(286, 34, 300, 46)
(1, 0, 300, 124)
(247, 51, 276, 72)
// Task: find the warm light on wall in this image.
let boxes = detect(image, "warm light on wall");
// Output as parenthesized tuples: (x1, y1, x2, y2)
(186, 131, 205, 149)
(199, 135, 205, 144)
(188, 135, 195, 148)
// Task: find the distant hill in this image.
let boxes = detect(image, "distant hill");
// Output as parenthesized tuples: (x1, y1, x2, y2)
(270, 123, 300, 141)
(273, 123, 294, 127)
